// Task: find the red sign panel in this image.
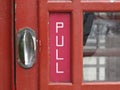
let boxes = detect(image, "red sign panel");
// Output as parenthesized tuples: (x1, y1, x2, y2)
(50, 13, 71, 82)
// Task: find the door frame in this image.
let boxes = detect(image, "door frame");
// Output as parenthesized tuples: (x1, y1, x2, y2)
(15, 0, 120, 90)
(38, 0, 120, 90)
(39, 0, 82, 90)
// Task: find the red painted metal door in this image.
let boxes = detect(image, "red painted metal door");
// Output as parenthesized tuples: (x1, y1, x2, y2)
(16, 0, 120, 90)
(39, 0, 120, 90)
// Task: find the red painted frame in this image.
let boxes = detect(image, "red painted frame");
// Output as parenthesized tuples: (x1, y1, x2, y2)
(39, 0, 82, 90)
(0, 0, 14, 90)
(38, 0, 120, 90)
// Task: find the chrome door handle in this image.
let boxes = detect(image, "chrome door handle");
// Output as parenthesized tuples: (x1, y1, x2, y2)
(17, 28, 36, 68)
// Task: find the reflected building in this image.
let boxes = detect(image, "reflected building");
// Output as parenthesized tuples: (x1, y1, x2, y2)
(83, 12, 120, 82)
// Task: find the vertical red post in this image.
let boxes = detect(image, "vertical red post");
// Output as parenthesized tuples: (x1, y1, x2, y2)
(0, 0, 13, 90)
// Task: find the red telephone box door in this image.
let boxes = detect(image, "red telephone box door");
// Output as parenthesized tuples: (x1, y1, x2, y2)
(15, 0, 120, 90)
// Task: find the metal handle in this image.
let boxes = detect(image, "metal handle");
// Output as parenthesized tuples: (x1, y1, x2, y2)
(17, 28, 36, 68)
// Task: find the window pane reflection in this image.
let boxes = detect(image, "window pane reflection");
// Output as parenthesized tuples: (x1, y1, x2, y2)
(83, 12, 120, 82)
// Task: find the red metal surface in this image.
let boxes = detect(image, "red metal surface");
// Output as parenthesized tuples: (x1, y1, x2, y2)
(15, 0, 38, 90)
(15, 0, 120, 90)
(50, 13, 71, 82)
(38, 0, 120, 90)
(0, 0, 14, 90)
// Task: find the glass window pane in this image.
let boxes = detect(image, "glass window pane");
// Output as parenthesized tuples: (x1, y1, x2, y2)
(83, 67, 97, 81)
(83, 57, 97, 65)
(99, 67, 105, 81)
(99, 57, 106, 65)
(83, 12, 120, 82)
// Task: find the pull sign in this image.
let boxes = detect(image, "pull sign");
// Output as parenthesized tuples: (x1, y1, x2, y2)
(50, 13, 71, 82)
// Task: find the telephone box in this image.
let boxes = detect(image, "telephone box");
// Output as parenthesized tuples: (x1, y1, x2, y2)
(1, 0, 120, 90)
